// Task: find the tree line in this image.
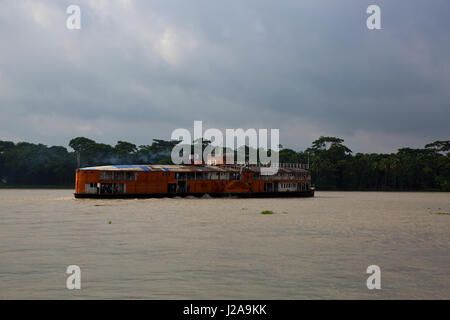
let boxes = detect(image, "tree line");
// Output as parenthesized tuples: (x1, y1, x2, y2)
(0, 136, 448, 191)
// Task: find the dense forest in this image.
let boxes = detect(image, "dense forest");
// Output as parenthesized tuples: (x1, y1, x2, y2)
(0, 136, 449, 191)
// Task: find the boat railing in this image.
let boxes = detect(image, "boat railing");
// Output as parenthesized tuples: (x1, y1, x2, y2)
(219, 163, 310, 170)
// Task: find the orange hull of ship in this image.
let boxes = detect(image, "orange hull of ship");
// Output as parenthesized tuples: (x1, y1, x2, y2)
(75, 170, 310, 195)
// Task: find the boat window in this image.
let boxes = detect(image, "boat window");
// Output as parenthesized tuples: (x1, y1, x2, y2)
(99, 183, 126, 194)
(100, 171, 137, 181)
(186, 173, 196, 180)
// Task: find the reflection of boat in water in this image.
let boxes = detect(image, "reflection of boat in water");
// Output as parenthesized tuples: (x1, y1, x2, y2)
(74, 163, 314, 199)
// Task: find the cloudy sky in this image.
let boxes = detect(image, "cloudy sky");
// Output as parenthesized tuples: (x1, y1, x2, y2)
(0, 0, 449, 153)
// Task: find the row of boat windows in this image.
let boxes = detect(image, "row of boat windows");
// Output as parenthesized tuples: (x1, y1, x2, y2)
(175, 172, 241, 180)
(254, 173, 310, 180)
(280, 183, 297, 188)
(100, 171, 137, 181)
(99, 171, 241, 181)
(99, 171, 309, 181)
(264, 182, 310, 192)
(279, 183, 310, 190)
(174, 172, 309, 181)
(86, 183, 126, 194)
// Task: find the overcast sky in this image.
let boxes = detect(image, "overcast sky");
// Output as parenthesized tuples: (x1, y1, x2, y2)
(0, 0, 449, 153)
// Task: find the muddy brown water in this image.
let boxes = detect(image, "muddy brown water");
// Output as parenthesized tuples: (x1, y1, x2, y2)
(0, 189, 449, 299)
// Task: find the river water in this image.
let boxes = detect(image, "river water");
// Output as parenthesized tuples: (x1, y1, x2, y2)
(0, 189, 448, 299)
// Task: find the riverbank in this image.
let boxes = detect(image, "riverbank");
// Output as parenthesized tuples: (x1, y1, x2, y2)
(0, 184, 73, 189)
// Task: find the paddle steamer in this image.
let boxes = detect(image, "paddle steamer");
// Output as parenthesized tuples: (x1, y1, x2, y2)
(74, 162, 314, 198)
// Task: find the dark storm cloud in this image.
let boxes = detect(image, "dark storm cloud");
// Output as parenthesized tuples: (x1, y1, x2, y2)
(0, 0, 449, 152)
